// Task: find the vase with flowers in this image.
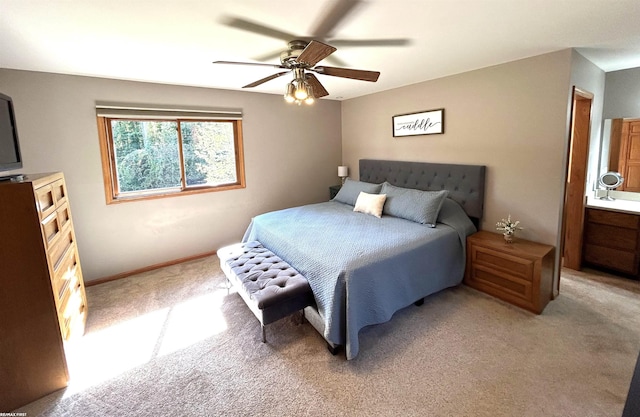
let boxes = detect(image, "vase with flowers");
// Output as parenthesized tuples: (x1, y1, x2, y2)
(496, 214, 523, 243)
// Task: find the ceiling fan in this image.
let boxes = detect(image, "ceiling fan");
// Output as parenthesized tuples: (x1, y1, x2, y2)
(212, 0, 411, 104)
(213, 39, 380, 104)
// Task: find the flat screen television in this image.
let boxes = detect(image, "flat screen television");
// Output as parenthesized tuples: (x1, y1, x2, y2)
(0, 92, 23, 173)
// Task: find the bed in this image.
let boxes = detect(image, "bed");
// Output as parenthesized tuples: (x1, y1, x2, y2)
(243, 159, 486, 359)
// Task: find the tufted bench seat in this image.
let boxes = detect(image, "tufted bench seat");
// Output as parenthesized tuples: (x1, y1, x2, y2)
(216, 241, 315, 343)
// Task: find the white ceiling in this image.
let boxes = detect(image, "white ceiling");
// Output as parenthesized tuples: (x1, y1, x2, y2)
(1, 0, 640, 101)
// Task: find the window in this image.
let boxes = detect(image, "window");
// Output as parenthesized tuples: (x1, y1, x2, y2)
(96, 106, 244, 203)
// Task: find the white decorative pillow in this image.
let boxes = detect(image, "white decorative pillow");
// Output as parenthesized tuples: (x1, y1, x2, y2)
(353, 192, 387, 218)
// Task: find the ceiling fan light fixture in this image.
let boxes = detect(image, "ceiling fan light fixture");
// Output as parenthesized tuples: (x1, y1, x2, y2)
(284, 83, 296, 102)
(304, 84, 315, 104)
(293, 79, 308, 100)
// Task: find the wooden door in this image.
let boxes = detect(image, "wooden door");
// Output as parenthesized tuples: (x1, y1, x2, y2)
(619, 121, 640, 192)
(561, 88, 592, 273)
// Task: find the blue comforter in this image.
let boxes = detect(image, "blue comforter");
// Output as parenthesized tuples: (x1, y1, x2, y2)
(242, 199, 476, 359)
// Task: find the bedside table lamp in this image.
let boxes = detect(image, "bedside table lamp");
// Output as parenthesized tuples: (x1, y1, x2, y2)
(338, 166, 349, 184)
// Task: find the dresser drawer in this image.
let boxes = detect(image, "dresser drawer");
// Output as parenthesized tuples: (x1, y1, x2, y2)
(60, 286, 86, 340)
(41, 203, 72, 249)
(34, 177, 68, 220)
(57, 289, 72, 341)
(52, 244, 80, 303)
(66, 302, 87, 340)
(584, 244, 638, 275)
(584, 222, 639, 251)
(51, 179, 68, 208)
(47, 226, 74, 272)
(587, 208, 640, 229)
(56, 203, 71, 230)
(41, 212, 62, 249)
(35, 185, 56, 220)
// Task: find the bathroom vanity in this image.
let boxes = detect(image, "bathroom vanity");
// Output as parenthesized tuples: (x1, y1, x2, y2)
(583, 197, 640, 278)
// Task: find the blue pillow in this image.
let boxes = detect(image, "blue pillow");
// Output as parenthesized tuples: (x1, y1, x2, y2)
(333, 178, 382, 206)
(380, 182, 449, 227)
(437, 198, 477, 236)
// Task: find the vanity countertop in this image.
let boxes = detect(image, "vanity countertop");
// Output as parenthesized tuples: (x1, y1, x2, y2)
(586, 196, 640, 215)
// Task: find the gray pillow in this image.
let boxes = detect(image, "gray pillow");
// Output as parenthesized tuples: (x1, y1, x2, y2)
(333, 178, 382, 206)
(380, 182, 449, 227)
(437, 198, 477, 236)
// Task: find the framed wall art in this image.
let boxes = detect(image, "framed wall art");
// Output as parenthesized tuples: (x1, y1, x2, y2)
(392, 108, 444, 137)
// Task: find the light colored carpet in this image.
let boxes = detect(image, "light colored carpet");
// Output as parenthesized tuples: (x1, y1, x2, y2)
(16, 258, 640, 417)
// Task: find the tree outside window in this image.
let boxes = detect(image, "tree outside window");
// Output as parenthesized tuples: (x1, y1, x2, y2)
(97, 116, 244, 203)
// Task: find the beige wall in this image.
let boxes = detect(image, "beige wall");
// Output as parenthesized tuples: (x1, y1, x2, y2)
(0, 69, 342, 281)
(342, 50, 573, 248)
(0, 49, 598, 285)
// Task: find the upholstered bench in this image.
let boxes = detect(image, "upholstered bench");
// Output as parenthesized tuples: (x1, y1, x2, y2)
(216, 241, 315, 343)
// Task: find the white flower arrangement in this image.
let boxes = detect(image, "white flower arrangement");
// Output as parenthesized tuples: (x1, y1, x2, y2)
(496, 214, 523, 236)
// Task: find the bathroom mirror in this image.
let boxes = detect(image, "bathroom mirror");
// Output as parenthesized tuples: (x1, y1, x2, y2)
(600, 118, 640, 198)
(598, 171, 624, 200)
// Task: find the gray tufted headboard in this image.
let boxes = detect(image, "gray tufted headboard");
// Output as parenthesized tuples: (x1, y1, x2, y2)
(359, 159, 486, 226)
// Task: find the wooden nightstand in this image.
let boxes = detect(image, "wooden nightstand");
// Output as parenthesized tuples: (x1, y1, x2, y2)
(329, 184, 342, 199)
(465, 230, 555, 314)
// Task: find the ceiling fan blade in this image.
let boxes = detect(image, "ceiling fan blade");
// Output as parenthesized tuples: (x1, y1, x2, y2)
(306, 74, 329, 98)
(242, 72, 290, 88)
(220, 16, 297, 42)
(312, 66, 380, 82)
(213, 60, 285, 69)
(310, 0, 362, 38)
(252, 49, 283, 63)
(297, 40, 337, 67)
(330, 38, 412, 47)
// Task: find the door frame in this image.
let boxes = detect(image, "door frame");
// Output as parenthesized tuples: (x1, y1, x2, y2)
(558, 86, 593, 293)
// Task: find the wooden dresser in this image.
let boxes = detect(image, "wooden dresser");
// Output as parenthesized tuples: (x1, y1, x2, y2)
(465, 231, 555, 314)
(0, 172, 87, 411)
(583, 207, 640, 277)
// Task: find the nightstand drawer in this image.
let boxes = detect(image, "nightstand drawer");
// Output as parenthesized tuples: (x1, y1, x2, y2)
(469, 263, 533, 301)
(472, 246, 534, 282)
